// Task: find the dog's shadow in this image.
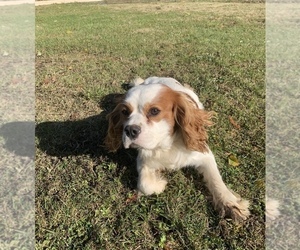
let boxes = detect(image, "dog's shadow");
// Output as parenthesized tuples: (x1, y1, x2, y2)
(0, 121, 35, 158)
(35, 93, 138, 190)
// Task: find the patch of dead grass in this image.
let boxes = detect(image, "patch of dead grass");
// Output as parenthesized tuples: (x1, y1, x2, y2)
(107, 2, 265, 21)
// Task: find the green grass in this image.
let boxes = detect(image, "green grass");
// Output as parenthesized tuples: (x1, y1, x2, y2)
(36, 2, 265, 249)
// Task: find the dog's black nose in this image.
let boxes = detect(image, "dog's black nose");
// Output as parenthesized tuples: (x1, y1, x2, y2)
(124, 125, 141, 140)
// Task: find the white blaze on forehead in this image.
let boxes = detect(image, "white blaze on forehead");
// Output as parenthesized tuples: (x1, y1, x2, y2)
(129, 77, 204, 110)
(125, 83, 164, 111)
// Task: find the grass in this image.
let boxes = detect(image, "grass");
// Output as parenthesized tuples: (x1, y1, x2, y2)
(0, 4, 35, 250)
(36, 1, 265, 249)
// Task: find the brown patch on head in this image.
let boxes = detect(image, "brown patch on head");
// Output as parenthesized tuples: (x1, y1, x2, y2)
(142, 86, 178, 134)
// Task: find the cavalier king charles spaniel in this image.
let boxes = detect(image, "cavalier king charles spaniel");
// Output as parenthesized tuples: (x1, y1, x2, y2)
(105, 77, 250, 221)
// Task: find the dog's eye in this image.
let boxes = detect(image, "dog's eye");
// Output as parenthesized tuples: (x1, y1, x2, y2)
(121, 108, 130, 117)
(148, 107, 160, 116)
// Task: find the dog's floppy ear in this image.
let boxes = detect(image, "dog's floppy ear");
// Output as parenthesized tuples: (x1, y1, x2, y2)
(174, 93, 214, 152)
(104, 98, 126, 152)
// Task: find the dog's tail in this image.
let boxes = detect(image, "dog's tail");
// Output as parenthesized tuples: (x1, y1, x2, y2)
(130, 77, 144, 87)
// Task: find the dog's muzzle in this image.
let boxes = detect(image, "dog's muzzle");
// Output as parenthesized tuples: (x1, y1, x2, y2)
(124, 125, 141, 140)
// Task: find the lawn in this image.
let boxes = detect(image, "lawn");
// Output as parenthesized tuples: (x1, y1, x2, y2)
(35, 1, 265, 249)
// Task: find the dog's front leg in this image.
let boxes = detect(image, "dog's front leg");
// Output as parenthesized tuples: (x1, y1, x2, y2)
(196, 150, 250, 221)
(136, 156, 167, 196)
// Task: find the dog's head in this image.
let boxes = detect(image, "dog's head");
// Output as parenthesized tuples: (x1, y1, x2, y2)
(104, 81, 213, 153)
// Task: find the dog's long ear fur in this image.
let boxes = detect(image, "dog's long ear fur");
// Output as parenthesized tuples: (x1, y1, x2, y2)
(104, 102, 125, 152)
(174, 93, 214, 153)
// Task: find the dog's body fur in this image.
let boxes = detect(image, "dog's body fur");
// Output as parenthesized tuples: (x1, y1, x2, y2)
(105, 77, 251, 220)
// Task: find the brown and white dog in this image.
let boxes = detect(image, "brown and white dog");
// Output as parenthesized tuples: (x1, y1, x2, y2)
(105, 76, 250, 221)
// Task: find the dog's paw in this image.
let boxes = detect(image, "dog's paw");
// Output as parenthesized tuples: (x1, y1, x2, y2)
(215, 193, 250, 221)
(138, 178, 167, 196)
(266, 199, 280, 220)
(224, 198, 250, 221)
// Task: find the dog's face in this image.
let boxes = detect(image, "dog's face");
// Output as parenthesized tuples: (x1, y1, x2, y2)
(105, 82, 213, 153)
(121, 84, 178, 150)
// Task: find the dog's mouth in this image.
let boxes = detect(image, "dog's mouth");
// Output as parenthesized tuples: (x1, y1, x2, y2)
(125, 140, 144, 150)
(129, 143, 142, 149)
(123, 136, 139, 149)
(123, 136, 150, 150)
(128, 142, 140, 149)
(123, 130, 161, 151)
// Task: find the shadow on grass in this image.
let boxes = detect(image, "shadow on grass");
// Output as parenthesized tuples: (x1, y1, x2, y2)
(35, 93, 138, 190)
(0, 121, 35, 158)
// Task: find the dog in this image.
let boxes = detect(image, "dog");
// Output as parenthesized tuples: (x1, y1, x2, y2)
(105, 76, 250, 221)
